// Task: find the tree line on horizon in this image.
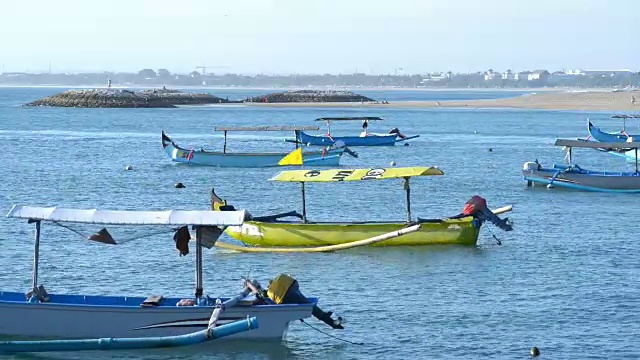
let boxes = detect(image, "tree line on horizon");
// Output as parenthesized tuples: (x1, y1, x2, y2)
(1, 68, 639, 88)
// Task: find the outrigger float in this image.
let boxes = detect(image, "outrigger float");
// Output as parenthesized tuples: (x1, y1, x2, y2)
(162, 126, 356, 167)
(211, 166, 513, 250)
(0, 205, 345, 353)
(523, 139, 640, 192)
(288, 117, 419, 147)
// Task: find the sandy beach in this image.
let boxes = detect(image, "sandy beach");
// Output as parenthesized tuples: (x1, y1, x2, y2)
(244, 90, 640, 111)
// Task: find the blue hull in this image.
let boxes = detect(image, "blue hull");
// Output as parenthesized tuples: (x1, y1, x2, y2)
(162, 132, 342, 167)
(523, 162, 640, 193)
(588, 121, 640, 143)
(297, 131, 399, 146)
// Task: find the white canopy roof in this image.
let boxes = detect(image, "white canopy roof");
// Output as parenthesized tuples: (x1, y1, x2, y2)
(6, 205, 246, 226)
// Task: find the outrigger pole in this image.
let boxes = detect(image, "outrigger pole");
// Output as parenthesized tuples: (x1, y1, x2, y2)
(194, 226, 203, 300)
(223, 131, 228, 153)
(31, 219, 41, 290)
(403, 177, 411, 222)
(301, 182, 307, 223)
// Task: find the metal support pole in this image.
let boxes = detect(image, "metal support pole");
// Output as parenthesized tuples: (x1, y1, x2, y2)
(223, 131, 228, 153)
(568, 147, 572, 163)
(32, 220, 41, 289)
(404, 177, 411, 222)
(301, 182, 307, 223)
(195, 226, 203, 299)
(294, 130, 299, 149)
(635, 148, 638, 173)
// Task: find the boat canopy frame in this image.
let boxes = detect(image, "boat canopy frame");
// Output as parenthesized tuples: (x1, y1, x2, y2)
(214, 126, 321, 152)
(610, 114, 640, 132)
(6, 205, 246, 302)
(555, 138, 640, 173)
(269, 167, 444, 223)
(313, 117, 384, 136)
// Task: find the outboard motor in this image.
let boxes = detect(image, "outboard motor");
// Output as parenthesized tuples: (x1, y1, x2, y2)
(389, 127, 407, 139)
(265, 274, 344, 330)
(458, 195, 513, 231)
(523, 161, 541, 172)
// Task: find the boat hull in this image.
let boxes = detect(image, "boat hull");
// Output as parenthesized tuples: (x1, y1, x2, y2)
(0, 292, 313, 340)
(523, 162, 640, 192)
(226, 218, 481, 247)
(297, 131, 398, 146)
(588, 121, 639, 143)
(162, 132, 342, 167)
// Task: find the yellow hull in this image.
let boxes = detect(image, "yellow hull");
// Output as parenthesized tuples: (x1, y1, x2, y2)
(225, 218, 481, 247)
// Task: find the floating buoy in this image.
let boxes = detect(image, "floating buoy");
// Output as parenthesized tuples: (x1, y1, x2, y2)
(488, 148, 493, 152)
(175, 182, 185, 188)
(404, 143, 409, 146)
(474, 131, 478, 134)
(547, 184, 554, 189)
(125, 165, 133, 171)
(390, 161, 396, 167)
(530, 347, 540, 357)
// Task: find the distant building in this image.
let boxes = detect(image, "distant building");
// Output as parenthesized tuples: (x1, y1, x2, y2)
(527, 70, 550, 81)
(565, 69, 633, 77)
(420, 72, 451, 83)
(502, 70, 517, 81)
(484, 70, 500, 81)
(515, 71, 531, 81)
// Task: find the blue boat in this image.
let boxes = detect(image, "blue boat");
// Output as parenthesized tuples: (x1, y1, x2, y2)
(523, 139, 640, 193)
(162, 126, 353, 167)
(0, 205, 345, 351)
(291, 117, 419, 146)
(587, 115, 640, 143)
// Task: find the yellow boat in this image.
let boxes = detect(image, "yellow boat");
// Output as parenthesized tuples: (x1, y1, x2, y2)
(216, 166, 513, 247)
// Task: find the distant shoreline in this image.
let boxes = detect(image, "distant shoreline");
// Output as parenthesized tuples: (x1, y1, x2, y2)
(0, 84, 620, 93)
(244, 90, 640, 111)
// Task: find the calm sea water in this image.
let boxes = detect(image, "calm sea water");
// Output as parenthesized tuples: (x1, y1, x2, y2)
(0, 87, 638, 359)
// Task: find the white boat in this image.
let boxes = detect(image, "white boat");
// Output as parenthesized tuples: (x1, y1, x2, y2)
(0, 205, 340, 344)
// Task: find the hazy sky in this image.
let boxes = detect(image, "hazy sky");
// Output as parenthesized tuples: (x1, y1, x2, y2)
(0, 0, 637, 74)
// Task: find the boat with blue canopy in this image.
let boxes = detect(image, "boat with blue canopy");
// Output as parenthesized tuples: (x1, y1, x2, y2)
(162, 126, 356, 167)
(289, 117, 419, 146)
(0, 204, 346, 353)
(523, 139, 640, 192)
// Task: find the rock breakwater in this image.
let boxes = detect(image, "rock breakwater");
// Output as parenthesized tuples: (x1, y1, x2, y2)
(246, 90, 375, 103)
(24, 88, 238, 108)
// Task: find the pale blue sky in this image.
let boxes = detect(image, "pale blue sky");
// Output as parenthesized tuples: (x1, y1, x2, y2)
(0, 0, 637, 74)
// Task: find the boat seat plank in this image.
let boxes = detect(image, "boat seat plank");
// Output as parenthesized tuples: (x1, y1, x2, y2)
(141, 295, 164, 307)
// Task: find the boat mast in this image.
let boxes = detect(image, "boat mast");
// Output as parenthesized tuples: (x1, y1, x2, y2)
(403, 177, 411, 222)
(326, 120, 331, 136)
(31, 220, 41, 289)
(223, 131, 228, 154)
(301, 182, 307, 223)
(294, 130, 299, 149)
(194, 226, 203, 300)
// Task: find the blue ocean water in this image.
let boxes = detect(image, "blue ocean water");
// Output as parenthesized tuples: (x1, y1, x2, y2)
(0, 87, 638, 359)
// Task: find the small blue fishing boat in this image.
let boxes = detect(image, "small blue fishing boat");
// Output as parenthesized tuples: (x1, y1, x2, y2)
(291, 117, 419, 146)
(523, 139, 640, 193)
(1, 204, 346, 353)
(162, 126, 355, 167)
(587, 115, 640, 143)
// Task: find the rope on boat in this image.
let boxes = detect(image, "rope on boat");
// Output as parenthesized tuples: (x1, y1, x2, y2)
(300, 319, 365, 346)
(214, 224, 422, 253)
(52, 221, 177, 244)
